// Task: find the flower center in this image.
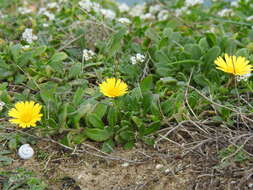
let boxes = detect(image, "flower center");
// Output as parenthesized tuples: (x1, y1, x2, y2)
(108, 87, 120, 97)
(21, 112, 32, 123)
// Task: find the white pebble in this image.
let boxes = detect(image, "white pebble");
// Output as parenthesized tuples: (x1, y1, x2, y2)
(18, 144, 34, 159)
(155, 164, 164, 170)
(121, 162, 129, 167)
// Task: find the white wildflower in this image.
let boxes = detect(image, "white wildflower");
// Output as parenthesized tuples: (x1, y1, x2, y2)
(93, 3, 101, 13)
(149, 4, 162, 14)
(157, 10, 169, 21)
(131, 53, 145, 65)
(236, 73, 251, 82)
(43, 23, 49, 27)
(22, 45, 30, 50)
(0, 11, 4, 18)
(118, 3, 130, 13)
(246, 15, 253, 21)
(185, 0, 204, 7)
(38, 8, 47, 14)
(129, 4, 146, 17)
(79, 0, 100, 12)
(83, 49, 95, 61)
(118, 17, 131, 24)
(47, 2, 60, 9)
(22, 28, 38, 44)
(79, 0, 93, 11)
(231, 1, 239, 7)
(175, 7, 189, 17)
(140, 13, 155, 20)
(43, 11, 55, 20)
(217, 8, 234, 17)
(100, 9, 116, 20)
(18, 7, 32, 15)
(0, 101, 5, 111)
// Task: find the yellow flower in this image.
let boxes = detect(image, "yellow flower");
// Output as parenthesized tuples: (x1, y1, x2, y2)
(214, 53, 252, 76)
(8, 101, 43, 128)
(99, 78, 128, 98)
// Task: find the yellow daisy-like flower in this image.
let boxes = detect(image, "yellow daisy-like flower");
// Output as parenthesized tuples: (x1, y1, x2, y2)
(214, 53, 252, 76)
(8, 101, 43, 128)
(99, 78, 128, 98)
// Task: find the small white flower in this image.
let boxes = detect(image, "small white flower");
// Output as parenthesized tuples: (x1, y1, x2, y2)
(0, 101, 5, 111)
(157, 10, 169, 21)
(140, 13, 155, 20)
(22, 28, 38, 44)
(47, 2, 59, 9)
(79, 0, 93, 11)
(118, 17, 131, 24)
(0, 11, 4, 18)
(18, 7, 32, 15)
(149, 4, 162, 14)
(43, 23, 49, 27)
(231, 1, 239, 7)
(18, 144, 34, 160)
(79, 0, 100, 12)
(22, 45, 30, 50)
(175, 7, 189, 17)
(38, 7, 47, 14)
(118, 3, 130, 13)
(236, 73, 251, 82)
(129, 4, 146, 17)
(130, 56, 137, 65)
(131, 53, 145, 65)
(100, 9, 116, 20)
(43, 11, 55, 20)
(185, 0, 203, 7)
(83, 49, 95, 61)
(217, 8, 234, 17)
(246, 15, 253, 21)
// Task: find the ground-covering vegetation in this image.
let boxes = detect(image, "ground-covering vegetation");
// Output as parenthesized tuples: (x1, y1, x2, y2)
(0, 0, 253, 189)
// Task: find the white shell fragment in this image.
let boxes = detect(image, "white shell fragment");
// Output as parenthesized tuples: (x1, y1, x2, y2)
(18, 144, 34, 159)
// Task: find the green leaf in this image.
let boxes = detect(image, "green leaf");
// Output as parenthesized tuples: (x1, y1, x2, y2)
(203, 46, 221, 65)
(87, 113, 105, 128)
(72, 131, 87, 144)
(205, 33, 216, 47)
(107, 28, 126, 57)
(72, 87, 85, 107)
(140, 75, 154, 93)
(102, 139, 115, 153)
(85, 128, 112, 142)
(107, 106, 118, 126)
(40, 82, 57, 103)
(123, 141, 134, 150)
(141, 121, 161, 136)
(119, 130, 135, 141)
(93, 103, 108, 119)
(50, 52, 68, 63)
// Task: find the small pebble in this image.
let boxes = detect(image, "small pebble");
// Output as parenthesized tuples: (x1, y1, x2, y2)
(121, 162, 129, 167)
(155, 164, 164, 170)
(248, 183, 253, 188)
(164, 168, 170, 174)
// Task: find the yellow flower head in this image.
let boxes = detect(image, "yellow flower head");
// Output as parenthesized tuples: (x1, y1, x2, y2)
(214, 53, 252, 76)
(8, 101, 43, 128)
(99, 78, 128, 98)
